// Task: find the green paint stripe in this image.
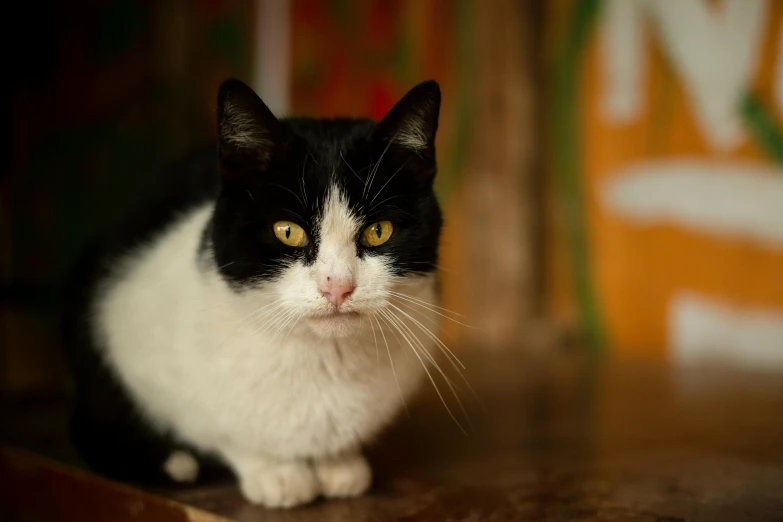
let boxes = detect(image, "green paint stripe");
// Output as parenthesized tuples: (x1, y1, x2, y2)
(740, 92, 783, 166)
(551, 0, 606, 353)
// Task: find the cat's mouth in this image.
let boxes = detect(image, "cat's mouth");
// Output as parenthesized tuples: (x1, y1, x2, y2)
(310, 310, 360, 321)
(307, 310, 361, 336)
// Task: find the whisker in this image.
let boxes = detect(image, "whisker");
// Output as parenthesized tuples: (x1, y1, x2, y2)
(387, 291, 466, 317)
(246, 308, 289, 342)
(364, 134, 396, 200)
(341, 150, 366, 187)
(373, 313, 408, 415)
(379, 309, 467, 434)
(261, 182, 305, 208)
(369, 311, 380, 367)
(367, 159, 410, 208)
(199, 300, 233, 312)
(387, 294, 476, 329)
(216, 300, 286, 348)
(239, 299, 286, 327)
(409, 261, 456, 274)
(282, 316, 302, 343)
(300, 153, 309, 205)
(271, 308, 300, 338)
(281, 208, 307, 222)
(388, 311, 474, 432)
(368, 194, 404, 212)
(248, 304, 291, 338)
(264, 309, 298, 343)
(390, 297, 460, 346)
(368, 204, 414, 218)
(275, 311, 302, 344)
(387, 302, 484, 411)
(386, 302, 465, 370)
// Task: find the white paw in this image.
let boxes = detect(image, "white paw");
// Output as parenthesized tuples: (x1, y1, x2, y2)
(238, 460, 319, 508)
(315, 453, 372, 499)
(162, 450, 199, 483)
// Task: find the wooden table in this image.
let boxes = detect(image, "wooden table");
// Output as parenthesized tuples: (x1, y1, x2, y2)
(2, 348, 783, 521)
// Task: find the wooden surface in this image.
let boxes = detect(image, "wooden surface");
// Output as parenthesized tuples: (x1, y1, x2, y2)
(3, 347, 783, 521)
(0, 447, 229, 522)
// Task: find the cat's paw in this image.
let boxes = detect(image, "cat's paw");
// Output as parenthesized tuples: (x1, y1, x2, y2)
(315, 452, 372, 499)
(163, 450, 199, 483)
(237, 459, 319, 508)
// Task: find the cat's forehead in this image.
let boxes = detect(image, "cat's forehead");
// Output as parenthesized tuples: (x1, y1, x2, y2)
(286, 118, 376, 163)
(317, 187, 362, 247)
(282, 120, 389, 215)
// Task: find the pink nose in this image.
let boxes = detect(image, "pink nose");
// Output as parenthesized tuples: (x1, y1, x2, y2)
(319, 277, 354, 307)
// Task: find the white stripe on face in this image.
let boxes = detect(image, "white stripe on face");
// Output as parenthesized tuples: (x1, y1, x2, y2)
(313, 186, 361, 287)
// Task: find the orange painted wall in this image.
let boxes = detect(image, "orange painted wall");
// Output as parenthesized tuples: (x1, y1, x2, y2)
(548, 1, 783, 356)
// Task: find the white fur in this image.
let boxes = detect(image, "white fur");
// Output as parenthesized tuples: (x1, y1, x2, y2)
(94, 186, 437, 507)
(395, 116, 429, 151)
(315, 451, 372, 498)
(395, 125, 428, 151)
(163, 450, 199, 483)
(222, 101, 273, 151)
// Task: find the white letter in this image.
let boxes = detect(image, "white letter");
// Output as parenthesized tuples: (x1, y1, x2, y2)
(600, 0, 646, 123)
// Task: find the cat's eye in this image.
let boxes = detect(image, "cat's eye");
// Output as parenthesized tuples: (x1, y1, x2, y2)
(362, 221, 394, 247)
(273, 221, 307, 247)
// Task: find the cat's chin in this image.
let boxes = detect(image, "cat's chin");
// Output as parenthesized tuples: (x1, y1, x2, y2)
(306, 311, 362, 338)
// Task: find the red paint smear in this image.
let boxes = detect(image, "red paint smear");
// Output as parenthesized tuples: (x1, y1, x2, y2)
(295, 0, 324, 28)
(197, 0, 227, 15)
(368, 79, 395, 121)
(289, 0, 458, 121)
(321, 56, 348, 117)
(368, 0, 399, 47)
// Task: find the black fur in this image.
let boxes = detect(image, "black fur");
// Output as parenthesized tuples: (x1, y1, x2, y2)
(63, 79, 442, 484)
(212, 79, 443, 288)
(62, 147, 225, 483)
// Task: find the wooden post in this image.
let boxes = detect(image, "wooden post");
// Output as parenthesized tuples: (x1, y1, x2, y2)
(454, 0, 542, 349)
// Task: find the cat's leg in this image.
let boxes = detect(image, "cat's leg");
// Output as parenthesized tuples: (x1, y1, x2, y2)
(314, 450, 372, 499)
(222, 449, 320, 508)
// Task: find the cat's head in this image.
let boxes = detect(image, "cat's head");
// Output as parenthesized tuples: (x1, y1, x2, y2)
(210, 79, 442, 337)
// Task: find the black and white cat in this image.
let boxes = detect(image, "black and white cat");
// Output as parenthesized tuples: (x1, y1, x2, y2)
(63, 79, 443, 508)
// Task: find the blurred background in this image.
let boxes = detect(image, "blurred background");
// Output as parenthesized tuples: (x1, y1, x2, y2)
(2, 0, 783, 401)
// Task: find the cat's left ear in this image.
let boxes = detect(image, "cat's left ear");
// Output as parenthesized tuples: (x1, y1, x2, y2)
(217, 79, 287, 176)
(373, 80, 441, 160)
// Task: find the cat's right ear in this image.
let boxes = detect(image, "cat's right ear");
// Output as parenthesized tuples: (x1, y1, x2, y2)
(217, 79, 286, 176)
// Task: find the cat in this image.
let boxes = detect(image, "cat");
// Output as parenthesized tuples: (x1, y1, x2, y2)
(62, 78, 444, 508)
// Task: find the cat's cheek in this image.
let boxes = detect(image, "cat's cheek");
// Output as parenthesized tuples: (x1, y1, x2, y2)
(354, 254, 396, 300)
(272, 261, 322, 309)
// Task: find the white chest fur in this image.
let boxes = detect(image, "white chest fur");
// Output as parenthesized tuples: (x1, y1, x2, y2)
(95, 204, 436, 465)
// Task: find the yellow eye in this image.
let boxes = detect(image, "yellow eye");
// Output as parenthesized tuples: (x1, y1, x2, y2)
(363, 221, 394, 247)
(273, 221, 306, 247)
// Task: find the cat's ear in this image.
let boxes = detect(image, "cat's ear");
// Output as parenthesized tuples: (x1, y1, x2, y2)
(217, 79, 286, 174)
(373, 80, 441, 157)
